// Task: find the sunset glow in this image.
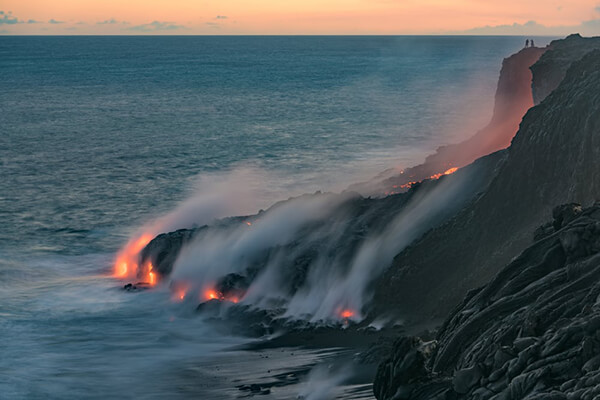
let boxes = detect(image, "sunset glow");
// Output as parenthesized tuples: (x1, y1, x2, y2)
(1, 1, 599, 35)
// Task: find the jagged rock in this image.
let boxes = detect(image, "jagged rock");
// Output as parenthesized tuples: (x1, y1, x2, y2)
(373, 336, 439, 400)
(373, 44, 600, 322)
(453, 365, 483, 394)
(552, 203, 583, 231)
(531, 34, 600, 104)
(374, 203, 600, 399)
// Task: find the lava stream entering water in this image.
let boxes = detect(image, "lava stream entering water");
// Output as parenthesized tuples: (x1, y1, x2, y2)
(113, 233, 157, 285)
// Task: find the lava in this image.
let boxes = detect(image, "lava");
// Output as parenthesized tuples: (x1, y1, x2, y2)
(113, 233, 153, 279)
(147, 263, 156, 285)
(392, 166, 459, 192)
(340, 309, 354, 319)
(203, 288, 240, 303)
(205, 289, 221, 300)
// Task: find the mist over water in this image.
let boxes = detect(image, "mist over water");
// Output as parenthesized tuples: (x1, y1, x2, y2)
(0, 36, 555, 398)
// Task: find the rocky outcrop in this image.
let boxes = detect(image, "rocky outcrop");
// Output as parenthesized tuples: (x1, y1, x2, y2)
(373, 47, 600, 322)
(531, 34, 600, 104)
(374, 203, 600, 399)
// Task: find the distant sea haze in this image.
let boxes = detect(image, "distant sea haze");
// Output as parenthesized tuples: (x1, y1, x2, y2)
(0, 35, 554, 399)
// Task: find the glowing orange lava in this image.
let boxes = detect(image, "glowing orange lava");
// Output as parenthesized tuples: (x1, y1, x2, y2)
(340, 309, 354, 319)
(113, 233, 153, 278)
(203, 288, 240, 303)
(245, 221, 252, 226)
(392, 166, 459, 192)
(205, 289, 222, 301)
(147, 263, 156, 286)
(173, 289, 186, 301)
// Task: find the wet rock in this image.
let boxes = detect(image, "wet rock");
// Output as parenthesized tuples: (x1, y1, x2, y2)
(374, 202, 600, 399)
(453, 365, 482, 394)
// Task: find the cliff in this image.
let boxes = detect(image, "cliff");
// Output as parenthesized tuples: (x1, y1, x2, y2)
(531, 34, 600, 105)
(372, 46, 600, 322)
(352, 46, 545, 196)
(374, 202, 600, 400)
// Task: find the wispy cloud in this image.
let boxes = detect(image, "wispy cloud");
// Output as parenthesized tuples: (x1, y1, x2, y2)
(27, 19, 40, 24)
(0, 11, 19, 25)
(97, 18, 128, 25)
(215, 15, 227, 20)
(48, 19, 64, 24)
(128, 20, 184, 32)
(457, 19, 600, 36)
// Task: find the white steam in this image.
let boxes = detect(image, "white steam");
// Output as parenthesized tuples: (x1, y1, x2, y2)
(164, 165, 473, 322)
(297, 364, 352, 400)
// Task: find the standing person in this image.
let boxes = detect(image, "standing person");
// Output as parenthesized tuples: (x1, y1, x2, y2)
(526, 39, 530, 47)
(531, 39, 535, 47)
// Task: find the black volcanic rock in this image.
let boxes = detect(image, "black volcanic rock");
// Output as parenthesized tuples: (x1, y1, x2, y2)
(139, 227, 199, 277)
(373, 203, 600, 399)
(373, 48, 600, 322)
(531, 34, 600, 105)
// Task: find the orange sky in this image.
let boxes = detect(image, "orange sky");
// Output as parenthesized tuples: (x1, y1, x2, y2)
(1, 0, 599, 35)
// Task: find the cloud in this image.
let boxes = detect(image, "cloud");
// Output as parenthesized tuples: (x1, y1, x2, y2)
(215, 15, 228, 20)
(205, 22, 221, 28)
(48, 19, 64, 24)
(128, 20, 184, 32)
(97, 18, 118, 25)
(27, 19, 39, 24)
(458, 19, 600, 36)
(97, 18, 128, 25)
(0, 11, 19, 25)
(596, 6, 600, 13)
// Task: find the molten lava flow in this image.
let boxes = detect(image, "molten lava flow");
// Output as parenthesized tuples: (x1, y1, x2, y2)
(444, 167, 458, 175)
(392, 166, 459, 192)
(147, 262, 156, 286)
(245, 221, 252, 226)
(204, 289, 222, 301)
(203, 288, 240, 303)
(113, 233, 154, 279)
(340, 309, 354, 319)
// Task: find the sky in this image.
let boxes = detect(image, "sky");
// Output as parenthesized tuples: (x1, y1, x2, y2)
(0, 0, 599, 35)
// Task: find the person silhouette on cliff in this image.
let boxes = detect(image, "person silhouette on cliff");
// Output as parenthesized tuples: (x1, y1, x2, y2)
(531, 39, 535, 47)
(526, 39, 530, 48)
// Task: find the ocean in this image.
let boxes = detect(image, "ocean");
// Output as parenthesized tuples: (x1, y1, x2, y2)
(0, 35, 554, 399)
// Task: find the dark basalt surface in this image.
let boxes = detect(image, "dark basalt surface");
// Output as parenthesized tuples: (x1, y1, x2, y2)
(531, 34, 600, 105)
(373, 46, 600, 322)
(373, 203, 600, 400)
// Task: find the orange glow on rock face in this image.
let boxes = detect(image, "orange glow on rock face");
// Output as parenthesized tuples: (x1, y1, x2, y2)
(147, 263, 156, 286)
(113, 233, 153, 278)
(245, 221, 252, 226)
(205, 289, 222, 301)
(203, 288, 241, 303)
(390, 166, 460, 192)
